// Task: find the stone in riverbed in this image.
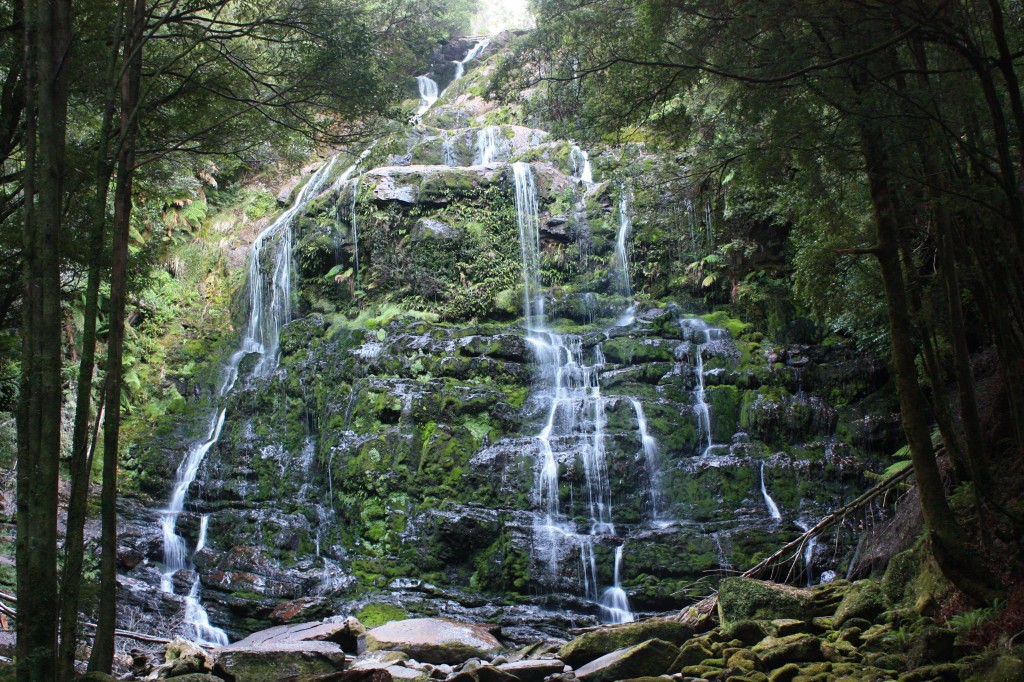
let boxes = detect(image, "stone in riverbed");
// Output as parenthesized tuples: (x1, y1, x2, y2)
(573, 639, 680, 682)
(558, 619, 693, 667)
(364, 618, 501, 664)
(212, 639, 347, 682)
(495, 659, 565, 682)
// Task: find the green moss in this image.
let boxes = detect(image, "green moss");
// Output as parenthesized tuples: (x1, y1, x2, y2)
(356, 602, 410, 628)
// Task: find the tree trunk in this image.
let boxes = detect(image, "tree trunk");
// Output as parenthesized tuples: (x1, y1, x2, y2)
(87, 0, 144, 671)
(16, 0, 71, 677)
(858, 120, 1000, 603)
(57, 3, 128, 674)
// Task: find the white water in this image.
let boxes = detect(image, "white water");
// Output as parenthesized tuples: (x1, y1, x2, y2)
(160, 155, 338, 645)
(246, 158, 339, 377)
(516, 161, 629, 621)
(760, 462, 783, 521)
(679, 318, 728, 457)
(629, 398, 662, 519)
(796, 519, 817, 585)
(476, 125, 502, 165)
(599, 545, 634, 624)
(570, 145, 593, 184)
(615, 192, 635, 326)
(450, 39, 490, 83)
(415, 75, 439, 117)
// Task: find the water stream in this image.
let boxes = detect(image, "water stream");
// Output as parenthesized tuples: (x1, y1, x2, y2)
(760, 462, 783, 521)
(615, 191, 635, 326)
(598, 545, 634, 624)
(415, 75, 439, 117)
(476, 125, 502, 165)
(514, 161, 650, 622)
(159, 156, 339, 644)
(679, 318, 727, 457)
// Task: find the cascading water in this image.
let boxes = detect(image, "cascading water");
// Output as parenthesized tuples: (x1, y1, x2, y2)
(796, 519, 817, 585)
(451, 39, 489, 83)
(515, 161, 629, 620)
(598, 545, 634, 624)
(415, 75, 439, 117)
(760, 462, 783, 521)
(570, 145, 593, 184)
(615, 191, 635, 326)
(160, 156, 339, 644)
(476, 125, 502, 165)
(679, 318, 728, 457)
(629, 397, 662, 519)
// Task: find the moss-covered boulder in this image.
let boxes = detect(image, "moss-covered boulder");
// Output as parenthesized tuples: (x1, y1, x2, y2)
(751, 634, 824, 668)
(832, 579, 887, 627)
(717, 578, 818, 625)
(558, 619, 693, 667)
(573, 639, 680, 682)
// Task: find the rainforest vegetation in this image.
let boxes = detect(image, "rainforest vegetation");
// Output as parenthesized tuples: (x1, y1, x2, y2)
(2, 0, 1024, 680)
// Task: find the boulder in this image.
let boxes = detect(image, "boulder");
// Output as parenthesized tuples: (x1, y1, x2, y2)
(717, 578, 817, 625)
(495, 659, 564, 682)
(161, 637, 212, 677)
(230, 619, 365, 653)
(751, 634, 824, 668)
(573, 639, 680, 682)
(447, 665, 519, 682)
(364, 618, 501, 664)
(558, 619, 692, 667)
(212, 640, 347, 682)
(832, 579, 887, 627)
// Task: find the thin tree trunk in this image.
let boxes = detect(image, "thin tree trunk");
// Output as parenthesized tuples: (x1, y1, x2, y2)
(16, 0, 71, 677)
(87, 0, 144, 670)
(858, 120, 1000, 603)
(57, 0, 128, 674)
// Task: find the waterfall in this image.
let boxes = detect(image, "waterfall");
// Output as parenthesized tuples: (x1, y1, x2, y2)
(760, 462, 783, 521)
(476, 126, 502, 165)
(442, 134, 457, 166)
(513, 162, 544, 330)
(796, 519, 817, 585)
(570, 145, 593, 184)
(160, 155, 338, 645)
(350, 177, 361, 289)
(679, 318, 727, 457)
(615, 191, 635, 326)
(451, 39, 489, 84)
(333, 144, 375, 284)
(629, 398, 662, 519)
(246, 158, 339, 378)
(415, 75, 439, 117)
(515, 162, 622, 620)
(598, 545, 634, 624)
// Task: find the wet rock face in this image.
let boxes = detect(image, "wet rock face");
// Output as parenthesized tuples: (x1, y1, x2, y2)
(120, 36, 897, 641)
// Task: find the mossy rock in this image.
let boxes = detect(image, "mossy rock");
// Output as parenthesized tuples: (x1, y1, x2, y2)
(573, 639, 681, 682)
(897, 663, 962, 682)
(717, 578, 818, 625)
(832, 579, 887, 627)
(722, 620, 768, 646)
(962, 654, 1024, 682)
(750, 634, 824, 668)
(559, 619, 693, 667)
